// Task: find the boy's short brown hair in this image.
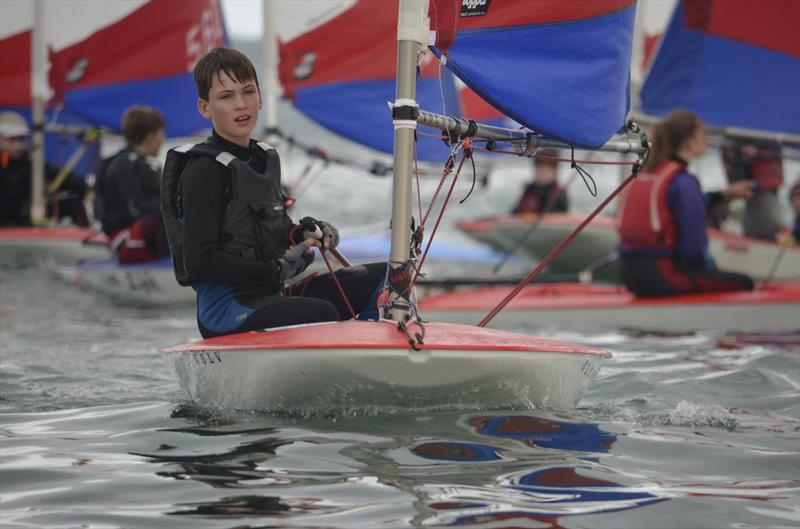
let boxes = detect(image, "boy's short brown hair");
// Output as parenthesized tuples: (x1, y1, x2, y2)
(193, 47, 259, 101)
(121, 106, 165, 145)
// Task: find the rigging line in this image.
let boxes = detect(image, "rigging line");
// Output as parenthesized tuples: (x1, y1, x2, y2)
(458, 138, 477, 204)
(437, 60, 455, 147)
(414, 138, 423, 225)
(413, 149, 470, 286)
(463, 142, 644, 166)
(763, 238, 794, 287)
(571, 147, 597, 197)
(421, 140, 463, 227)
(290, 159, 327, 200)
(478, 171, 639, 328)
(319, 248, 357, 320)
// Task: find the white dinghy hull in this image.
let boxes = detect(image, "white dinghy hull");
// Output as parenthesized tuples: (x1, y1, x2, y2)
(420, 282, 800, 333)
(58, 257, 195, 306)
(458, 215, 800, 281)
(165, 321, 609, 412)
(0, 227, 109, 269)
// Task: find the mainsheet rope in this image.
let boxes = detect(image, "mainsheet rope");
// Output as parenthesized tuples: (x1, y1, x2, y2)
(318, 248, 357, 320)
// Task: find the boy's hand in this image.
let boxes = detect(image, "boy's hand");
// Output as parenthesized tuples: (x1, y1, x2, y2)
(300, 216, 340, 250)
(278, 242, 315, 280)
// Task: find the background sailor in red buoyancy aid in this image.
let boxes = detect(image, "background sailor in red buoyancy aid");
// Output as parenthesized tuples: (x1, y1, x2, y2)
(512, 149, 568, 215)
(616, 109, 754, 297)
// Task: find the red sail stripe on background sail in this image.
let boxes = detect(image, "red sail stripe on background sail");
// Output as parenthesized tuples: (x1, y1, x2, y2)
(432, 0, 635, 51)
(279, 0, 441, 101)
(682, 0, 800, 57)
(49, 0, 225, 104)
(278, 0, 464, 160)
(0, 30, 31, 107)
(641, 0, 800, 136)
(45, 0, 226, 137)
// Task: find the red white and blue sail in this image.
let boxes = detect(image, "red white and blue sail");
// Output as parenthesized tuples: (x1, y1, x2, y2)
(0, 0, 226, 174)
(279, 0, 461, 162)
(0, 28, 98, 174)
(429, 0, 637, 149)
(48, 0, 226, 138)
(640, 0, 800, 136)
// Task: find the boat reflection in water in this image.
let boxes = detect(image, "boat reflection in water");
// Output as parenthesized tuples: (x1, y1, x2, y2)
(137, 408, 663, 525)
(412, 415, 662, 527)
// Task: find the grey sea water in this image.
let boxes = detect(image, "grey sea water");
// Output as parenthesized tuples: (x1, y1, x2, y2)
(2, 263, 799, 528)
(2, 154, 800, 528)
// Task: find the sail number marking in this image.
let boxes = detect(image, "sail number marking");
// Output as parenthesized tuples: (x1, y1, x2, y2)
(192, 351, 223, 366)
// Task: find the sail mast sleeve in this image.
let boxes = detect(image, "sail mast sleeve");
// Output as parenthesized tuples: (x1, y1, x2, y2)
(386, 0, 428, 323)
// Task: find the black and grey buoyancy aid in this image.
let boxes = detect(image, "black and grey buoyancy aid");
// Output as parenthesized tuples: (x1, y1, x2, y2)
(161, 140, 292, 286)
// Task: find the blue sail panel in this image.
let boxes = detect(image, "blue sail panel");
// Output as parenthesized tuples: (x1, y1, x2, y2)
(61, 74, 212, 138)
(641, 1, 800, 135)
(293, 78, 458, 163)
(430, 0, 637, 149)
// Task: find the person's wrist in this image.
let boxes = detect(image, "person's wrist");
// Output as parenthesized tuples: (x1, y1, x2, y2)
(278, 258, 291, 281)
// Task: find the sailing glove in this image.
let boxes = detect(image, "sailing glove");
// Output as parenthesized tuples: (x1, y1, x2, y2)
(278, 241, 315, 280)
(300, 216, 340, 250)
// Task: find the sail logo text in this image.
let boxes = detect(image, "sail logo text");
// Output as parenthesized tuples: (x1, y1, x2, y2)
(186, 5, 225, 72)
(461, 0, 491, 17)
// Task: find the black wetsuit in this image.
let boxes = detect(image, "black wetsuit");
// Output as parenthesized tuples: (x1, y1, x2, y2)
(180, 130, 385, 338)
(0, 156, 87, 226)
(793, 215, 800, 243)
(99, 147, 162, 235)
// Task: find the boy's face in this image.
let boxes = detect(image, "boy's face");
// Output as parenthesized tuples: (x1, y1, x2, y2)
(197, 71, 261, 147)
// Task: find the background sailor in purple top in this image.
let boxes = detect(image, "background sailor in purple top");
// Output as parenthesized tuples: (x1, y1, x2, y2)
(617, 109, 754, 297)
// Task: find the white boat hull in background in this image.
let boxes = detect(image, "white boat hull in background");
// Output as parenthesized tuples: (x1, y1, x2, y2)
(419, 282, 800, 333)
(458, 215, 800, 281)
(165, 321, 609, 412)
(58, 257, 195, 306)
(0, 227, 109, 269)
(708, 229, 800, 282)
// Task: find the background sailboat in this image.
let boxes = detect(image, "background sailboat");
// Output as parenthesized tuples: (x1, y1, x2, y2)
(640, 0, 800, 140)
(1, 0, 226, 269)
(434, 0, 799, 333)
(456, 0, 800, 283)
(278, 0, 459, 162)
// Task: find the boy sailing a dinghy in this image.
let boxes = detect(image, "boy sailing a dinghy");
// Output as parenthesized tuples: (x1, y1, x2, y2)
(162, 47, 384, 338)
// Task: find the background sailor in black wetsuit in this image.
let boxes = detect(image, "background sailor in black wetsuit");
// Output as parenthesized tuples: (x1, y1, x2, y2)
(511, 149, 568, 215)
(721, 138, 785, 241)
(97, 106, 168, 263)
(0, 111, 88, 227)
(163, 47, 385, 338)
(789, 180, 800, 243)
